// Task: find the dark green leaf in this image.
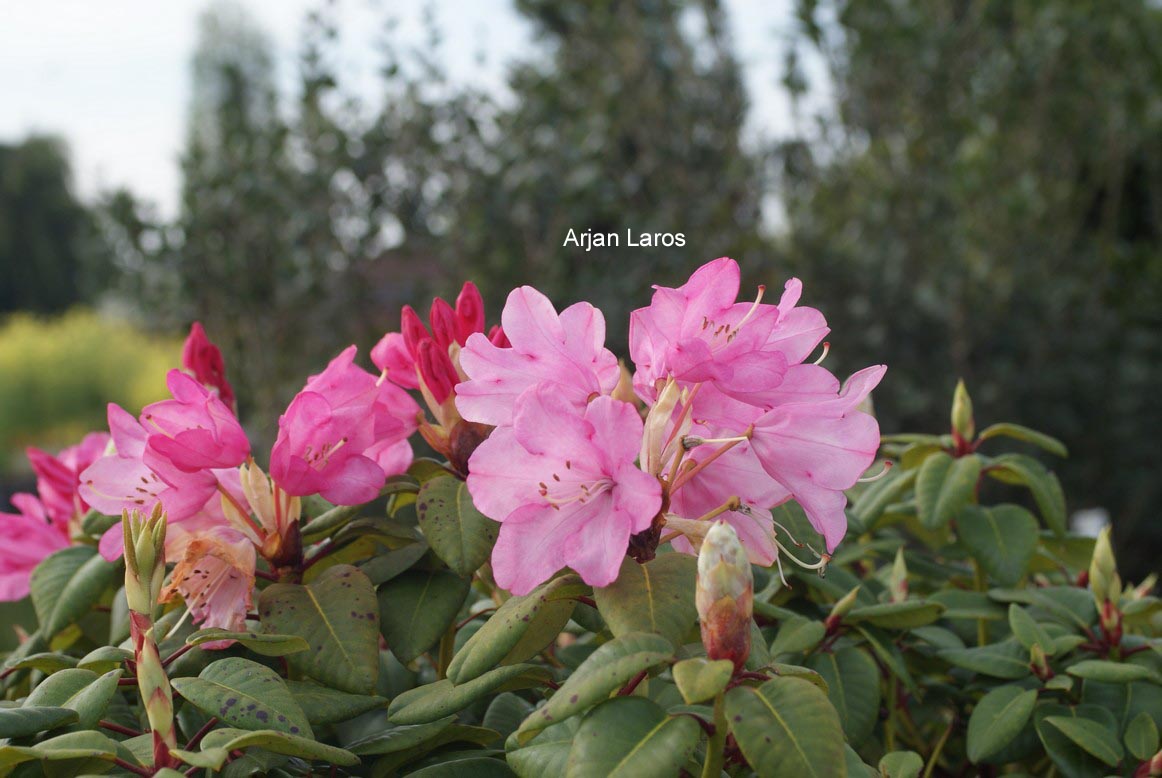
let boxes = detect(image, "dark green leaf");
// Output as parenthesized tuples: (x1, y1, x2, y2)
(878, 751, 923, 778)
(186, 629, 309, 657)
(594, 554, 697, 649)
(285, 680, 387, 725)
(986, 454, 1066, 535)
(807, 647, 880, 746)
(966, 685, 1038, 763)
(958, 504, 1038, 586)
(30, 547, 118, 637)
(725, 676, 846, 778)
(566, 697, 699, 778)
(417, 476, 499, 577)
(259, 564, 379, 692)
(171, 657, 312, 737)
(978, 424, 1068, 458)
(389, 664, 550, 725)
(377, 568, 470, 664)
(846, 600, 944, 629)
(916, 452, 980, 529)
(0, 706, 78, 739)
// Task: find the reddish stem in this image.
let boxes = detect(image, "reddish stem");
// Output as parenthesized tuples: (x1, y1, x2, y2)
(112, 757, 151, 776)
(162, 642, 194, 668)
(100, 720, 142, 737)
(185, 716, 219, 750)
(618, 670, 648, 696)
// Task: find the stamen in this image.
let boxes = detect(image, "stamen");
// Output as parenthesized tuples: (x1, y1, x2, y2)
(681, 430, 752, 450)
(729, 284, 767, 336)
(813, 342, 831, 366)
(858, 460, 894, 483)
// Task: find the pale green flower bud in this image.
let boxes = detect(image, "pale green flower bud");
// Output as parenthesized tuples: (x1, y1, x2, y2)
(1089, 525, 1120, 607)
(696, 521, 753, 669)
(951, 379, 975, 442)
(123, 504, 167, 617)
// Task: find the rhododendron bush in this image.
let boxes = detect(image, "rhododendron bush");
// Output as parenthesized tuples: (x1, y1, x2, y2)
(2, 259, 1159, 777)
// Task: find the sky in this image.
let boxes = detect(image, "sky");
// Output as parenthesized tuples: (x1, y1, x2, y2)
(0, 0, 821, 218)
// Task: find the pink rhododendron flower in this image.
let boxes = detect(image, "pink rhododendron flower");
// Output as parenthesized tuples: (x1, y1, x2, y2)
(181, 321, 236, 410)
(630, 257, 791, 405)
(0, 493, 70, 601)
(271, 346, 415, 504)
(749, 365, 887, 552)
(457, 286, 621, 427)
(141, 371, 250, 474)
(26, 431, 109, 531)
(467, 385, 662, 594)
(160, 523, 256, 634)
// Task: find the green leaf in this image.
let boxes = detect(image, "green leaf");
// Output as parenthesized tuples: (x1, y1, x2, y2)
(515, 632, 674, 742)
(417, 476, 499, 577)
(916, 452, 980, 529)
(346, 716, 456, 756)
(300, 503, 362, 544)
(565, 697, 699, 778)
(285, 680, 387, 725)
(259, 564, 379, 692)
(410, 758, 515, 777)
(966, 685, 1038, 763)
(846, 601, 945, 630)
(507, 719, 580, 778)
(940, 639, 1030, 679)
(672, 658, 733, 705)
(806, 647, 880, 747)
(1034, 704, 1121, 778)
(3, 652, 78, 673)
(389, 664, 550, 725)
(1067, 660, 1162, 685)
(1126, 710, 1159, 761)
(24, 668, 122, 730)
(29, 546, 119, 637)
(377, 568, 470, 664)
(957, 504, 1038, 586)
(928, 590, 1006, 620)
(978, 423, 1068, 457)
(594, 555, 697, 649)
(1043, 716, 1123, 766)
(0, 706, 78, 739)
(77, 646, 133, 673)
(1008, 605, 1057, 655)
(171, 657, 312, 737)
(768, 616, 825, 656)
(367, 725, 499, 775)
(201, 727, 359, 767)
(854, 626, 918, 694)
(769, 663, 829, 692)
(878, 751, 923, 778)
(986, 454, 1067, 535)
(360, 541, 430, 586)
(448, 574, 583, 684)
(483, 693, 534, 742)
(725, 676, 847, 778)
(187, 629, 309, 656)
(0, 730, 118, 769)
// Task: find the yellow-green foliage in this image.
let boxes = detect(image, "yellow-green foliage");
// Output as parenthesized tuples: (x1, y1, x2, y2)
(0, 309, 180, 471)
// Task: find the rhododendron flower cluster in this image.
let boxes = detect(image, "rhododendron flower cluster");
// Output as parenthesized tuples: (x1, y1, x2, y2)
(2, 257, 883, 637)
(73, 328, 418, 633)
(457, 258, 884, 594)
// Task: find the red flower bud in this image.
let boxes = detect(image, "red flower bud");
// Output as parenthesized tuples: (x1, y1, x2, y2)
(488, 324, 510, 348)
(430, 297, 458, 350)
(455, 281, 486, 344)
(401, 305, 431, 357)
(181, 322, 235, 409)
(417, 339, 458, 405)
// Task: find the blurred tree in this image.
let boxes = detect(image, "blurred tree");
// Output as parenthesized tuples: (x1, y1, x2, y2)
(448, 0, 767, 346)
(0, 136, 110, 312)
(777, 0, 1162, 575)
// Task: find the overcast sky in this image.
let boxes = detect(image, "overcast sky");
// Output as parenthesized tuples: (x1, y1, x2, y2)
(0, 0, 817, 217)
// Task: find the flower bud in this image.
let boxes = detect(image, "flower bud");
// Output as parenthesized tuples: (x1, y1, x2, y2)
(487, 324, 510, 348)
(455, 282, 486, 344)
(824, 585, 861, 634)
(889, 547, 908, 603)
(641, 379, 682, 476)
(697, 521, 753, 669)
(429, 297, 458, 350)
(951, 379, 975, 442)
(1089, 525, 1121, 608)
(417, 339, 459, 406)
(123, 504, 167, 617)
(401, 305, 431, 356)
